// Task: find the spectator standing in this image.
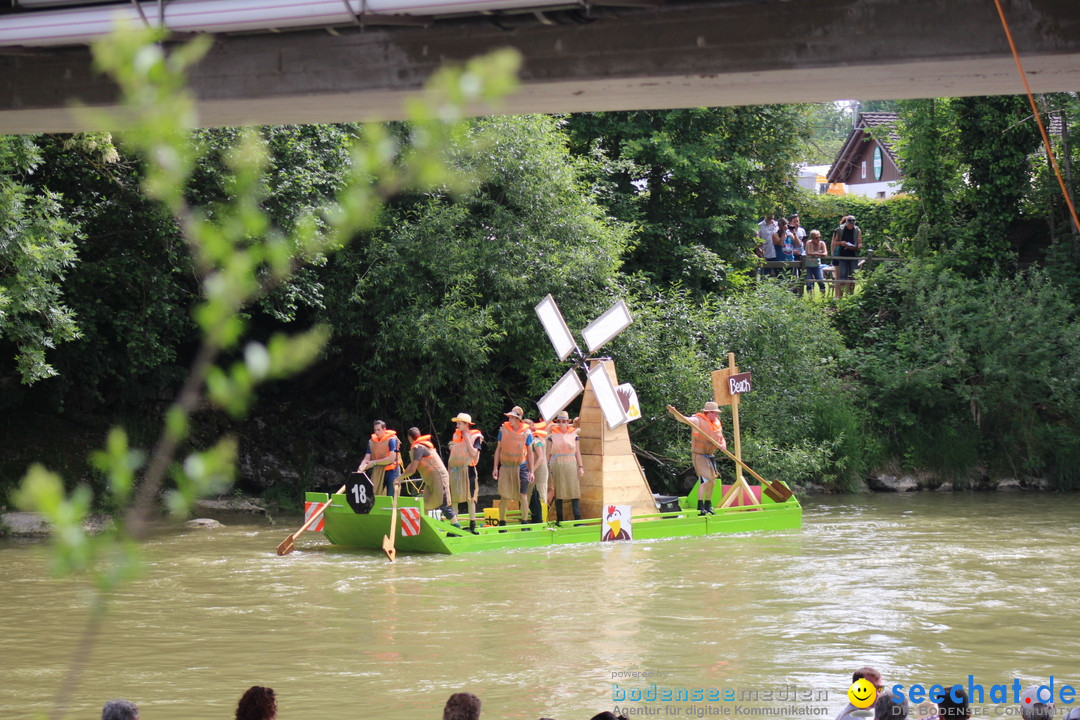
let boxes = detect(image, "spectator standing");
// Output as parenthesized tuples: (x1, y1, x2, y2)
(831, 215, 862, 298)
(789, 213, 806, 279)
(774, 218, 795, 280)
(758, 213, 779, 276)
(804, 229, 828, 295)
(101, 699, 139, 720)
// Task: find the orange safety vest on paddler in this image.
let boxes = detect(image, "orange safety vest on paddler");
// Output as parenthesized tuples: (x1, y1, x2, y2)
(498, 421, 529, 465)
(369, 429, 399, 465)
(449, 428, 483, 467)
(411, 435, 447, 479)
(691, 413, 724, 455)
(548, 425, 578, 462)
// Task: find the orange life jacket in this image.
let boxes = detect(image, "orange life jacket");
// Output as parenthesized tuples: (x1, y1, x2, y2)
(411, 434, 447, 479)
(369, 429, 399, 463)
(691, 413, 724, 455)
(449, 428, 483, 467)
(548, 426, 578, 461)
(530, 420, 549, 441)
(498, 421, 529, 465)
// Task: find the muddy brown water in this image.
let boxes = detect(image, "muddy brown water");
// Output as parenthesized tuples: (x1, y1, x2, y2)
(1, 493, 1078, 720)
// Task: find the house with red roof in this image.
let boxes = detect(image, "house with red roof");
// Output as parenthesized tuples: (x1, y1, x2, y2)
(826, 112, 902, 199)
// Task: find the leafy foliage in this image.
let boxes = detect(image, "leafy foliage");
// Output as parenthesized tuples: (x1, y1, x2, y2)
(836, 261, 1080, 485)
(565, 107, 809, 290)
(0, 137, 82, 384)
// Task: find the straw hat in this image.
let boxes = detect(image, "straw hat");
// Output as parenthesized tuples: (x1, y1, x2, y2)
(450, 412, 474, 425)
(700, 401, 721, 413)
(504, 406, 524, 419)
(554, 410, 570, 421)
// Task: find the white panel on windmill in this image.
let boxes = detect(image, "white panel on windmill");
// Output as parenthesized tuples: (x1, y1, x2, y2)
(538, 369, 585, 421)
(587, 362, 629, 429)
(580, 300, 632, 354)
(535, 294, 579, 361)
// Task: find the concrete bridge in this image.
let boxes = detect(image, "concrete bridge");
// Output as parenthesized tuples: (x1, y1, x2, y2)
(1, 0, 1079, 132)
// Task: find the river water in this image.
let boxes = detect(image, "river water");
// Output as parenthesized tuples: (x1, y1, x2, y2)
(2, 493, 1078, 720)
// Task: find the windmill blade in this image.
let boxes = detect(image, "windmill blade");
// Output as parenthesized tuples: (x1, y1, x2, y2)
(537, 369, 585, 422)
(587, 362, 630, 430)
(535, 293, 580, 361)
(581, 300, 633, 354)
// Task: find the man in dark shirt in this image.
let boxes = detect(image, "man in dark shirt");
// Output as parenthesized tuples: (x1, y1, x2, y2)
(830, 215, 862, 299)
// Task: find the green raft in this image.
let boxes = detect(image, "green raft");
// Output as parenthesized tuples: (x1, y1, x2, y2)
(306, 483, 801, 555)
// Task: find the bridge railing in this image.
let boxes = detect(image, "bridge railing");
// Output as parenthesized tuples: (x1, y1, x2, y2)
(755, 252, 907, 295)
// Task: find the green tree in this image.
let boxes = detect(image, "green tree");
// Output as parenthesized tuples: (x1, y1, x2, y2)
(0, 136, 82, 385)
(317, 114, 630, 428)
(565, 106, 809, 290)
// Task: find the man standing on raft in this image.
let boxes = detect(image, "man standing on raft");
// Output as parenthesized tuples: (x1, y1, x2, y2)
(401, 427, 460, 529)
(687, 401, 727, 516)
(547, 410, 584, 523)
(492, 405, 535, 526)
(448, 412, 483, 534)
(356, 420, 400, 496)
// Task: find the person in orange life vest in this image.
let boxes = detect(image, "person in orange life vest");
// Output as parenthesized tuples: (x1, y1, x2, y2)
(547, 410, 584, 522)
(491, 405, 535, 526)
(356, 420, 400, 496)
(400, 427, 459, 527)
(447, 412, 483, 534)
(525, 418, 550, 525)
(688, 401, 727, 516)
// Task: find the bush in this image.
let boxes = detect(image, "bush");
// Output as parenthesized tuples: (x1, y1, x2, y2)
(793, 192, 923, 257)
(835, 260, 1080, 486)
(616, 283, 872, 491)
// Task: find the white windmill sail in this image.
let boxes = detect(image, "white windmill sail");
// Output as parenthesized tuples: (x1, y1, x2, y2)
(534, 295, 633, 428)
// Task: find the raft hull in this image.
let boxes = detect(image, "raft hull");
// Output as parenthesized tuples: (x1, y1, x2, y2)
(307, 485, 801, 555)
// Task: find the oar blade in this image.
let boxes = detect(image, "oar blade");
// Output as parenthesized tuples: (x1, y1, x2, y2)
(763, 483, 794, 502)
(382, 535, 396, 562)
(277, 534, 296, 556)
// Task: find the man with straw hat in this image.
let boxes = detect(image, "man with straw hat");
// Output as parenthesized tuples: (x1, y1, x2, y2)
(492, 405, 535, 527)
(688, 400, 727, 516)
(448, 412, 483, 534)
(547, 410, 584, 523)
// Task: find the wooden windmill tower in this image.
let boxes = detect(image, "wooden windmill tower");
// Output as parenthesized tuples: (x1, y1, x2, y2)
(534, 295, 655, 520)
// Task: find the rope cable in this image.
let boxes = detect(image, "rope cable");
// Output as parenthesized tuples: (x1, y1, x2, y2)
(993, 0, 1080, 235)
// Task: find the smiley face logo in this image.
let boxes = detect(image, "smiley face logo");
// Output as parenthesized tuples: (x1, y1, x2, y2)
(848, 678, 878, 709)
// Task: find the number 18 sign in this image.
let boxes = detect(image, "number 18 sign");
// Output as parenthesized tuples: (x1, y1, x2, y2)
(346, 473, 375, 514)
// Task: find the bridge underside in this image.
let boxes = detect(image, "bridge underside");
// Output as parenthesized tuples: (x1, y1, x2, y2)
(1, 0, 1079, 132)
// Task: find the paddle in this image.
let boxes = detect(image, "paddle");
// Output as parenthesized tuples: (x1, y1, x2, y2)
(276, 485, 345, 556)
(666, 405, 794, 503)
(382, 484, 400, 562)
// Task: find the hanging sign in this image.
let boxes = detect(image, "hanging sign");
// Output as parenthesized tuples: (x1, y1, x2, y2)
(345, 473, 375, 514)
(728, 372, 752, 395)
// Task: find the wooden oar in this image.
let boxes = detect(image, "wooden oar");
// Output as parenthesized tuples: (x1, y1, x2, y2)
(382, 484, 400, 562)
(666, 405, 794, 503)
(276, 485, 345, 556)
